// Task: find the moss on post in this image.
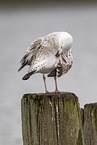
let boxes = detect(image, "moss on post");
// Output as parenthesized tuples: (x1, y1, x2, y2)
(21, 92, 83, 145)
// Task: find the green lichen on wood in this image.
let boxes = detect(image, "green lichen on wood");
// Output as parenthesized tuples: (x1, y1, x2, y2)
(21, 92, 83, 145)
(77, 128, 83, 145)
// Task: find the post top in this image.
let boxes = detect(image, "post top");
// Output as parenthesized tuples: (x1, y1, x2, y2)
(22, 92, 79, 107)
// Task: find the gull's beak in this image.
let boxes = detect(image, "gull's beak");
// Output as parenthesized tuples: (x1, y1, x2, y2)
(55, 50, 60, 57)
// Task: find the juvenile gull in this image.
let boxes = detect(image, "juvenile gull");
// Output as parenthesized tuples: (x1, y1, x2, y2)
(18, 32, 73, 92)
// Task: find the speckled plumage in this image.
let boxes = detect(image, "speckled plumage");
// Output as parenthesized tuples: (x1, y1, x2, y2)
(18, 32, 73, 92)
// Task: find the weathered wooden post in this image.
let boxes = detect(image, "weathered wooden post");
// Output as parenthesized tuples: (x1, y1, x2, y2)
(21, 92, 83, 145)
(80, 103, 97, 145)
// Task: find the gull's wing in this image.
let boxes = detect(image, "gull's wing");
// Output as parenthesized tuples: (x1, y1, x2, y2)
(47, 49, 73, 77)
(26, 37, 43, 53)
(57, 49, 73, 77)
(18, 37, 43, 71)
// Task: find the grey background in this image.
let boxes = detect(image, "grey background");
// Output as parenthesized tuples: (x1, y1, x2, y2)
(0, 4, 97, 145)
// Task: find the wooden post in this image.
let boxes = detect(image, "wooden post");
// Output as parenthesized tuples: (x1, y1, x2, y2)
(80, 103, 97, 145)
(21, 92, 83, 145)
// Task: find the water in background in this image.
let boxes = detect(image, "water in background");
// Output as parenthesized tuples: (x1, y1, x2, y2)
(0, 4, 97, 145)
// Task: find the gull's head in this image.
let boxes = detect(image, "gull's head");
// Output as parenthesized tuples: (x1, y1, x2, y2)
(59, 32, 73, 53)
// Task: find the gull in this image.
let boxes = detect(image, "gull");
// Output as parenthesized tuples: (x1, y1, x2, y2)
(18, 32, 73, 92)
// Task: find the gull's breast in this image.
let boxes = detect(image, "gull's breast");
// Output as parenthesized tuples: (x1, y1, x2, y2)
(32, 51, 59, 74)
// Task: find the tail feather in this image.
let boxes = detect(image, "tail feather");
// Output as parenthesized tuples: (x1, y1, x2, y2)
(18, 60, 28, 72)
(22, 70, 36, 80)
(47, 69, 56, 77)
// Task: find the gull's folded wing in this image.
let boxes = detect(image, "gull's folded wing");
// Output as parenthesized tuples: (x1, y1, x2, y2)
(18, 37, 43, 71)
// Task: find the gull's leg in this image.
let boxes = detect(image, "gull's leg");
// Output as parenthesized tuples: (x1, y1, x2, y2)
(54, 76, 58, 92)
(43, 74, 48, 93)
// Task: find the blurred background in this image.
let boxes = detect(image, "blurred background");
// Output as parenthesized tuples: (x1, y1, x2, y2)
(0, 1, 97, 145)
